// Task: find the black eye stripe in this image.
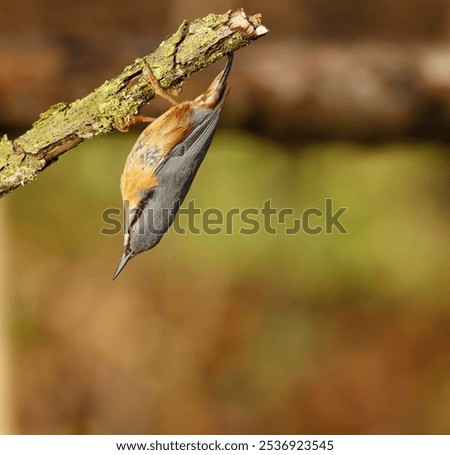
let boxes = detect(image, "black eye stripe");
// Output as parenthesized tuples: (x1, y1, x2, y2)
(128, 188, 156, 233)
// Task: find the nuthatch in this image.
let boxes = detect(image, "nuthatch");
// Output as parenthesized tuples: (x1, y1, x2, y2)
(113, 54, 233, 279)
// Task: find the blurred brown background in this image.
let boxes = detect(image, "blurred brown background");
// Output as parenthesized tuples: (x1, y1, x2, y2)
(0, 0, 449, 435)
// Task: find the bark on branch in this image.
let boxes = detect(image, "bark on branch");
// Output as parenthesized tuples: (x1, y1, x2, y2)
(0, 9, 267, 197)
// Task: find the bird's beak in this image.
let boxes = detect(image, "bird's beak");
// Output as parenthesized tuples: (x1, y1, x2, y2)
(113, 251, 133, 280)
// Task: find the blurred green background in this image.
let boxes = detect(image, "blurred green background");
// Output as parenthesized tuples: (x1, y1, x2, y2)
(0, 0, 449, 435)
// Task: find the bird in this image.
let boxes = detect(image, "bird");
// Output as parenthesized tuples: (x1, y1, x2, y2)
(113, 54, 233, 279)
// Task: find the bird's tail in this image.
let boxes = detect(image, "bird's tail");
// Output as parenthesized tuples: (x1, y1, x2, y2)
(194, 53, 233, 108)
(218, 53, 233, 88)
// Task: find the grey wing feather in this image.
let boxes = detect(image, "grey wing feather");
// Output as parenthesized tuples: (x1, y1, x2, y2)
(154, 92, 228, 174)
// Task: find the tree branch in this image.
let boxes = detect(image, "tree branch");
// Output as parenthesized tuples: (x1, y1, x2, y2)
(0, 9, 268, 197)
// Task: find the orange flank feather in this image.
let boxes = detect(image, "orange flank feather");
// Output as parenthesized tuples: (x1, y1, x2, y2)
(143, 102, 194, 153)
(120, 167, 159, 205)
(120, 103, 195, 204)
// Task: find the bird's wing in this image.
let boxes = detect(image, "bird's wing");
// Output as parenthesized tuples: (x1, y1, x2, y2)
(154, 91, 229, 175)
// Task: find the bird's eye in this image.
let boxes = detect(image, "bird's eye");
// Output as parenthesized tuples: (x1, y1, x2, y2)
(141, 188, 156, 201)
